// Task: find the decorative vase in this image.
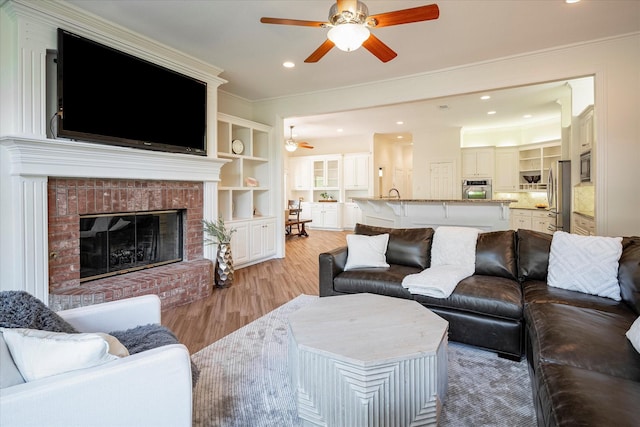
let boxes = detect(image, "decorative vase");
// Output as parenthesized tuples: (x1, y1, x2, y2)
(215, 242, 234, 288)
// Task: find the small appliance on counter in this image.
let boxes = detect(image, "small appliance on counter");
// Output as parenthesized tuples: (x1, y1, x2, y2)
(462, 179, 492, 200)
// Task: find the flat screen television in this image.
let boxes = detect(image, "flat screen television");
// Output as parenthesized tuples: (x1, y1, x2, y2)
(57, 29, 207, 156)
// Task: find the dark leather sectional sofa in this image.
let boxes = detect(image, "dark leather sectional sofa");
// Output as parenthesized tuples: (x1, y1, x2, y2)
(318, 224, 640, 427)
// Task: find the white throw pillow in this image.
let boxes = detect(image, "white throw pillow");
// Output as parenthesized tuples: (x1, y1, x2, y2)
(626, 317, 640, 354)
(344, 233, 390, 271)
(0, 328, 119, 382)
(548, 231, 623, 301)
(431, 226, 481, 267)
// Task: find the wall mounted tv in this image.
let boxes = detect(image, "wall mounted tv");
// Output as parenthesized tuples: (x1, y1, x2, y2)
(57, 29, 207, 156)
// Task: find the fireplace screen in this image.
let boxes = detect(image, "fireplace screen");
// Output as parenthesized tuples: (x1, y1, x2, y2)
(80, 210, 183, 282)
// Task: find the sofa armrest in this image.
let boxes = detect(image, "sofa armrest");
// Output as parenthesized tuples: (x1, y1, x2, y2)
(0, 343, 192, 427)
(319, 246, 348, 296)
(59, 295, 161, 332)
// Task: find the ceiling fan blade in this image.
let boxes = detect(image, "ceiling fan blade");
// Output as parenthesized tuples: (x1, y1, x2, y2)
(298, 142, 314, 149)
(368, 4, 440, 28)
(362, 34, 397, 63)
(260, 17, 327, 27)
(336, 0, 358, 14)
(304, 39, 335, 63)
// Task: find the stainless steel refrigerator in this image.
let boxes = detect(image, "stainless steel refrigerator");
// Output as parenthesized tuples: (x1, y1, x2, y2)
(547, 160, 571, 233)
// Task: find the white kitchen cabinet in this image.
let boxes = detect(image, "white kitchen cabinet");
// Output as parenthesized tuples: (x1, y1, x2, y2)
(531, 210, 553, 234)
(343, 153, 370, 189)
(229, 217, 276, 268)
(494, 148, 519, 191)
(229, 221, 250, 265)
(289, 157, 312, 190)
(518, 141, 560, 191)
(250, 218, 276, 261)
(573, 213, 596, 236)
(510, 209, 553, 234)
(578, 105, 594, 154)
(510, 210, 532, 231)
(313, 156, 341, 189)
(342, 202, 362, 230)
(310, 202, 341, 229)
(462, 148, 495, 178)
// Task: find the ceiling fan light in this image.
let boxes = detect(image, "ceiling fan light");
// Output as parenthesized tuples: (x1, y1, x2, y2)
(328, 24, 370, 52)
(285, 140, 298, 152)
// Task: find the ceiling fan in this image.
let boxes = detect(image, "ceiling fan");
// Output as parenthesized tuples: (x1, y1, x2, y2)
(260, 0, 439, 63)
(285, 126, 314, 152)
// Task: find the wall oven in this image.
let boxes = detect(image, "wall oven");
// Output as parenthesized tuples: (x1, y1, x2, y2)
(580, 150, 591, 182)
(462, 179, 492, 200)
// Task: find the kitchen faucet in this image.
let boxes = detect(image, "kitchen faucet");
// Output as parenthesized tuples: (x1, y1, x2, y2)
(388, 188, 401, 199)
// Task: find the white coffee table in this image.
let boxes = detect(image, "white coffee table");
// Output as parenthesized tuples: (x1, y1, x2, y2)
(288, 293, 449, 427)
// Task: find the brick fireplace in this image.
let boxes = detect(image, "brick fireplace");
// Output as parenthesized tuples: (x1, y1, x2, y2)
(0, 138, 227, 309)
(48, 178, 212, 310)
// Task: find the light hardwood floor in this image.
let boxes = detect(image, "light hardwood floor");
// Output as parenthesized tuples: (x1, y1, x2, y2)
(162, 229, 350, 354)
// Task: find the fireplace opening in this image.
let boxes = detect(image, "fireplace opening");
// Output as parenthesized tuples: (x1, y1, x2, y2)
(79, 210, 183, 282)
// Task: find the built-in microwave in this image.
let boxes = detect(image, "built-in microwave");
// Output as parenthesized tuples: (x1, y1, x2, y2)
(580, 151, 591, 182)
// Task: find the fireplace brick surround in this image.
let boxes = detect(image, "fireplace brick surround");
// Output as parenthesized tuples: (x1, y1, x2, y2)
(48, 178, 213, 310)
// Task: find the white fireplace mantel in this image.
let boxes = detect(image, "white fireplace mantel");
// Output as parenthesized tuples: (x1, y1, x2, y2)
(0, 136, 228, 303)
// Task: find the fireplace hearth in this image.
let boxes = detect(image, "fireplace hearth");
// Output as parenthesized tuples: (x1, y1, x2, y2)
(46, 178, 215, 310)
(80, 210, 183, 282)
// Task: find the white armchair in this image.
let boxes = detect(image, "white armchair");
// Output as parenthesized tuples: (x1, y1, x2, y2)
(0, 295, 192, 427)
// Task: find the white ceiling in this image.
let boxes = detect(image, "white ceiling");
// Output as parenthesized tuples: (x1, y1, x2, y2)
(65, 0, 640, 141)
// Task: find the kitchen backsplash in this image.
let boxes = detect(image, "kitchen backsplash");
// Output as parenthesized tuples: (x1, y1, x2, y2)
(495, 191, 549, 208)
(574, 184, 595, 216)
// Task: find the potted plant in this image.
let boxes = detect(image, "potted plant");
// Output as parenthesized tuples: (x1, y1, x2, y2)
(203, 217, 237, 288)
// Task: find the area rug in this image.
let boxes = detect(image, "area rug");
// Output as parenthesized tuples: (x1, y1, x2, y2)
(192, 294, 536, 426)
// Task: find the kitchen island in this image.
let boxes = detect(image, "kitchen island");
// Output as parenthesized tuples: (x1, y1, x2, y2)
(351, 197, 514, 231)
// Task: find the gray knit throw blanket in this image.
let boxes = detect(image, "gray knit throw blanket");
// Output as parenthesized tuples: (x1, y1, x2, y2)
(0, 291, 199, 384)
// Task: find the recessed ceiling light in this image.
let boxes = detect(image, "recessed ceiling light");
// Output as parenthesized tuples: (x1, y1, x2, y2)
(282, 61, 295, 68)
(566, 0, 580, 3)
(480, 95, 491, 100)
(337, 128, 343, 132)
(487, 111, 497, 115)
(523, 114, 533, 119)
(396, 121, 404, 125)
(397, 135, 403, 139)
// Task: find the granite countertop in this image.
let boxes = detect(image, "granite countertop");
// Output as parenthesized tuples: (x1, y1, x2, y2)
(573, 211, 595, 220)
(352, 197, 515, 204)
(510, 205, 550, 211)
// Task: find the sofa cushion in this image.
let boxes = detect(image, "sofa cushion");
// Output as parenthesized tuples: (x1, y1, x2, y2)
(537, 363, 640, 427)
(517, 229, 552, 282)
(355, 224, 434, 269)
(333, 264, 419, 299)
(0, 331, 25, 388)
(344, 233, 390, 270)
(548, 231, 623, 301)
(525, 303, 640, 381)
(1, 328, 118, 382)
(475, 230, 518, 280)
(619, 236, 640, 315)
(414, 274, 523, 320)
(523, 280, 631, 316)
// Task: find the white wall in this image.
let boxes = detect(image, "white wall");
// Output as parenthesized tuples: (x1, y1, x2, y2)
(412, 127, 462, 199)
(253, 34, 640, 237)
